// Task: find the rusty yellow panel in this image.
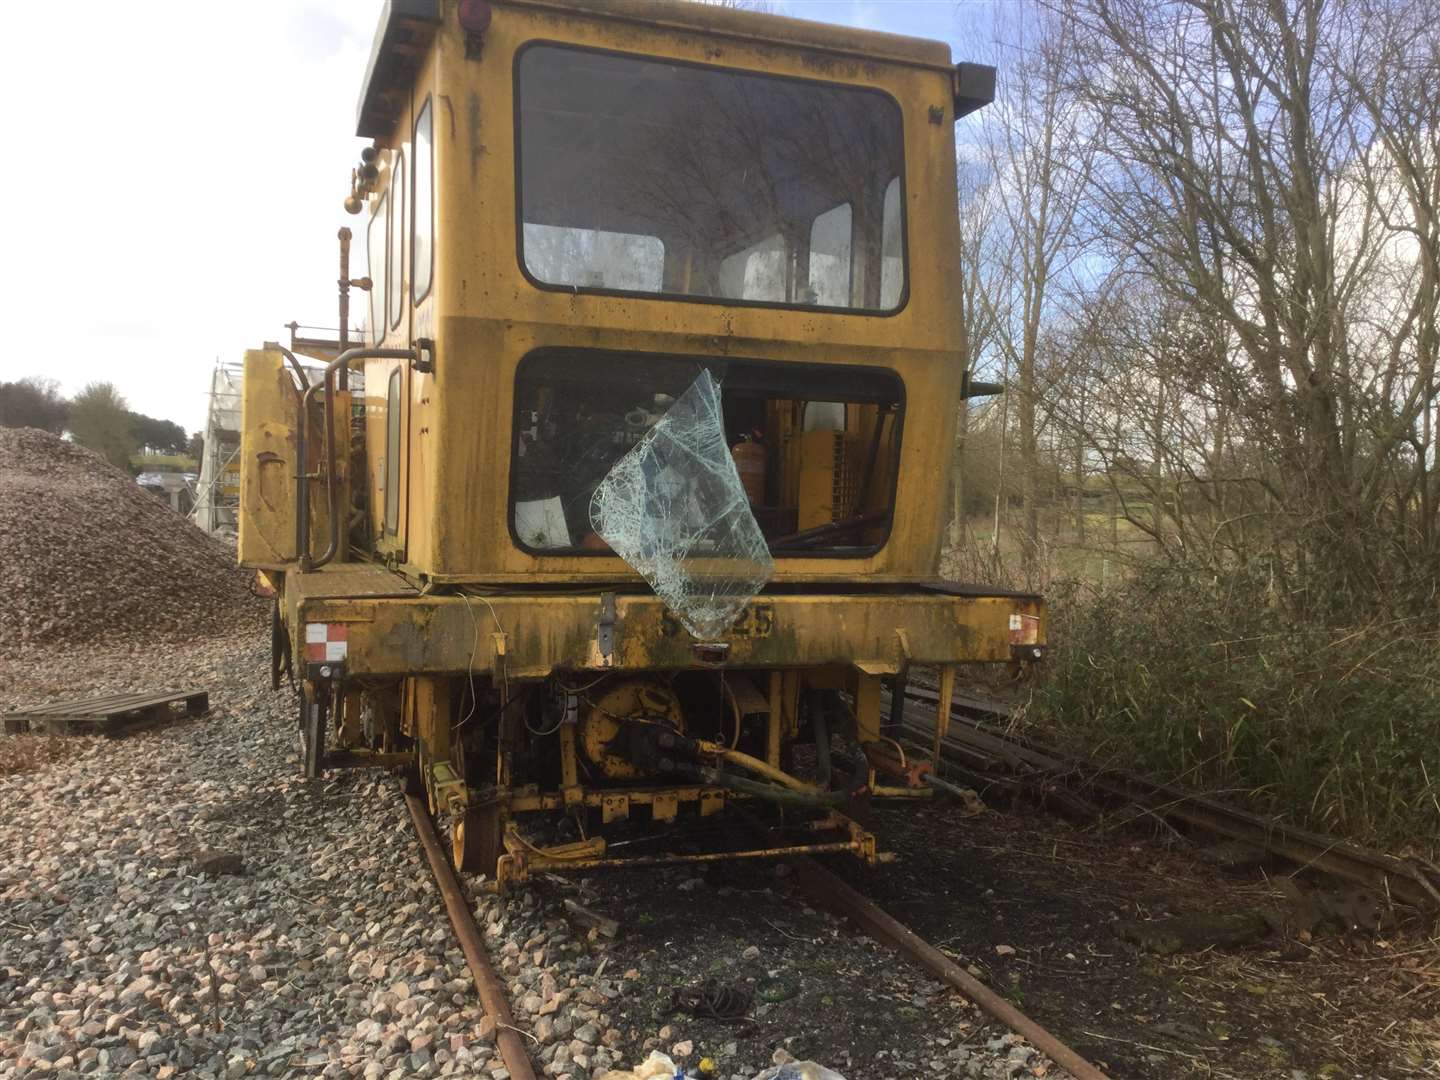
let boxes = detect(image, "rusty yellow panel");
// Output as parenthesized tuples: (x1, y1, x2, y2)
(405, 4, 965, 585)
(289, 580, 1044, 677)
(412, 676, 452, 761)
(238, 349, 299, 567)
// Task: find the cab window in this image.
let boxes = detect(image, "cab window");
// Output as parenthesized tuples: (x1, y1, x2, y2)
(368, 191, 388, 344)
(388, 156, 405, 328)
(516, 44, 907, 313)
(413, 102, 434, 303)
(384, 369, 401, 534)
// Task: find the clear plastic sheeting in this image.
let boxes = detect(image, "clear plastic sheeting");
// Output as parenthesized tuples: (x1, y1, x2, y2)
(590, 370, 774, 641)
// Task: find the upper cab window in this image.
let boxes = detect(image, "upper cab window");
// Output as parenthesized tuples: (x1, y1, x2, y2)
(808, 203, 853, 307)
(413, 102, 434, 303)
(516, 45, 907, 313)
(880, 178, 903, 310)
(389, 156, 405, 328)
(368, 191, 389, 344)
(522, 224, 664, 292)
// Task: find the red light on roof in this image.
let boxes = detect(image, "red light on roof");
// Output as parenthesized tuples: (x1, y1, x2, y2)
(458, 0, 491, 34)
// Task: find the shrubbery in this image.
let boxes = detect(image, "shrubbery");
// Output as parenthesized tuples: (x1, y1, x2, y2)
(1031, 563, 1440, 855)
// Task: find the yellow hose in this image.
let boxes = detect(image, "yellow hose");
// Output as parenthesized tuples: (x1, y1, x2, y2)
(697, 740, 820, 793)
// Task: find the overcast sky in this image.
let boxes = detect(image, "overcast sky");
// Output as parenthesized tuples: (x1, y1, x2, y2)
(0, 1, 974, 433)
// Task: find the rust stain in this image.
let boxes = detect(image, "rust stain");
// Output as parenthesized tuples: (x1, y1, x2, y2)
(467, 91, 485, 179)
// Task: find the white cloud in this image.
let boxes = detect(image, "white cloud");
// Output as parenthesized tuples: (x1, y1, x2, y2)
(0, 1, 964, 431)
(0, 0, 377, 431)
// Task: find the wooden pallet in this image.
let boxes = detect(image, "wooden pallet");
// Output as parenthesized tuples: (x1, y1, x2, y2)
(2, 689, 210, 737)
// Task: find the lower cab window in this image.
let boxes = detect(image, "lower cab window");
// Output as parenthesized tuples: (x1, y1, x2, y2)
(510, 349, 903, 556)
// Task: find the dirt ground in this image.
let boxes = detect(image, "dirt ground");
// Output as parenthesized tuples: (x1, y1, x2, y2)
(528, 785, 1440, 1079)
(849, 799, 1440, 1079)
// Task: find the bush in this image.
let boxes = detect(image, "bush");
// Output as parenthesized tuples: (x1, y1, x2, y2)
(1032, 563, 1440, 856)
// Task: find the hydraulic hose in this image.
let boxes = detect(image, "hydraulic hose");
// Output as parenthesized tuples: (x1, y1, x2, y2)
(676, 763, 846, 808)
(714, 744, 819, 794)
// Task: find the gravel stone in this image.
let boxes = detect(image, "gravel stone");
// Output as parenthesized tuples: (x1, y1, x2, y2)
(0, 427, 264, 651)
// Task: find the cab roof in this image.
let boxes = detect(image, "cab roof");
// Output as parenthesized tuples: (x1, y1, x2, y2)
(357, 0, 956, 138)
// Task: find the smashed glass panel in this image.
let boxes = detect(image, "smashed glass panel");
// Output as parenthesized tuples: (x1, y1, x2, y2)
(590, 370, 774, 641)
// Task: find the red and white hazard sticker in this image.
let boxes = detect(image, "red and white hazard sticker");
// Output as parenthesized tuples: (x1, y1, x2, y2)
(1008, 613, 1041, 645)
(305, 622, 349, 663)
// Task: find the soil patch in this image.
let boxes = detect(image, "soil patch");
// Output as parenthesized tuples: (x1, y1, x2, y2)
(846, 800, 1440, 1078)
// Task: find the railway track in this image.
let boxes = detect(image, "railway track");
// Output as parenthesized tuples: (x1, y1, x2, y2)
(405, 785, 1111, 1080)
(393, 682, 1440, 1080)
(897, 684, 1440, 912)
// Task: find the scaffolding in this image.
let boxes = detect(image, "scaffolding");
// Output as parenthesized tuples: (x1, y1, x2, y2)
(191, 362, 245, 537)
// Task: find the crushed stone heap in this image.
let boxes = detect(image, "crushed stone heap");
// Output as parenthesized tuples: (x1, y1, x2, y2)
(0, 427, 265, 653)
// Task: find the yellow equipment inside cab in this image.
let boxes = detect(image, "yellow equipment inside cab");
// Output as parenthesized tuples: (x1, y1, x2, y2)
(238, 0, 1044, 888)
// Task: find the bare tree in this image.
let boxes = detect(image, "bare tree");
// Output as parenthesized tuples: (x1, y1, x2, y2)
(1047, 0, 1440, 606)
(974, 7, 1097, 581)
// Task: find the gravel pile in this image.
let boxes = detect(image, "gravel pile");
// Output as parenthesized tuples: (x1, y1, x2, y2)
(0, 428, 264, 654)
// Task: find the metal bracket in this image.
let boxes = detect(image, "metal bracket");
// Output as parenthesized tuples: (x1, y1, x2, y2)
(596, 592, 616, 665)
(411, 337, 436, 374)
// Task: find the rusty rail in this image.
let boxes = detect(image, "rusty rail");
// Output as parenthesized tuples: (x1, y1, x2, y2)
(405, 794, 537, 1080)
(793, 859, 1110, 1080)
(901, 688, 1440, 911)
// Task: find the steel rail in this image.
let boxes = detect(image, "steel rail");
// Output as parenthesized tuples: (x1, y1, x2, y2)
(792, 859, 1110, 1080)
(405, 794, 538, 1080)
(901, 690, 1440, 911)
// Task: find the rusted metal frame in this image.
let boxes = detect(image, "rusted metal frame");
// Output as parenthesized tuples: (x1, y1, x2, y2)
(508, 784, 719, 813)
(499, 0, 957, 74)
(300, 591, 1041, 676)
(322, 749, 413, 769)
(792, 859, 1110, 1080)
(521, 841, 860, 873)
(296, 346, 415, 568)
(908, 693, 1440, 911)
(943, 718, 1440, 906)
(405, 793, 538, 1080)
